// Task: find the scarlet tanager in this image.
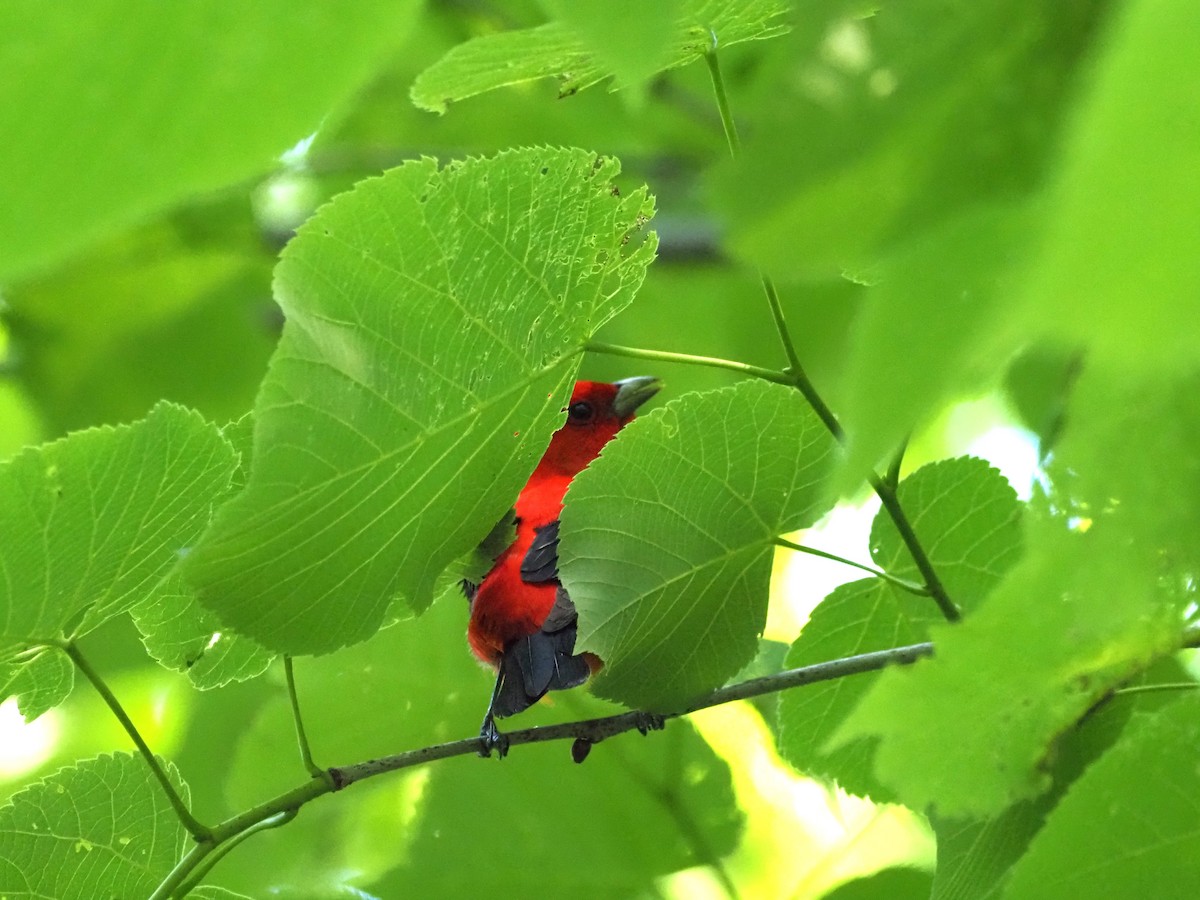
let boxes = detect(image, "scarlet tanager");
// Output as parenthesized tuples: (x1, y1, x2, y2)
(464, 376, 661, 754)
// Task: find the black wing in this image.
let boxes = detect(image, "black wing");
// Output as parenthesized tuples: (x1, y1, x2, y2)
(494, 587, 589, 717)
(520, 521, 560, 583)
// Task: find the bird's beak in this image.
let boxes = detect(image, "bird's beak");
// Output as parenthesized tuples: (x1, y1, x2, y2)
(612, 376, 662, 419)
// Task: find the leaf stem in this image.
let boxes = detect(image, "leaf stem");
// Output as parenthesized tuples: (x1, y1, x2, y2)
(700, 15, 958, 623)
(284, 656, 326, 779)
(773, 537, 930, 596)
(585, 340, 796, 386)
(1112, 682, 1199, 698)
(703, 37, 741, 160)
(61, 641, 211, 841)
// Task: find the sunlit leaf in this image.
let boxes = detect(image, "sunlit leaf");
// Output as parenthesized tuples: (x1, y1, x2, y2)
(412, 0, 789, 112)
(130, 574, 274, 691)
(780, 458, 1021, 798)
(562, 380, 838, 710)
(0, 403, 236, 716)
(185, 148, 655, 655)
(831, 517, 1185, 817)
(0, 648, 73, 723)
(0, 753, 192, 898)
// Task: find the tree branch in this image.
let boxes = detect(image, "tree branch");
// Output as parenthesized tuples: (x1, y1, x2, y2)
(329, 642, 933, 790)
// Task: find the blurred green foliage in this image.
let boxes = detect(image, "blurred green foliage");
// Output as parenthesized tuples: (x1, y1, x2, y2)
(0, 0, 1197, 898)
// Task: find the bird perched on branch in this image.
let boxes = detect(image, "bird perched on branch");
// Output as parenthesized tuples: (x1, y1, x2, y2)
(464, 376, 660, 756)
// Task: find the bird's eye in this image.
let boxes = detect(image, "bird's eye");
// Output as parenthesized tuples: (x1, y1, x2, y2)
(567, 401, 595, 424)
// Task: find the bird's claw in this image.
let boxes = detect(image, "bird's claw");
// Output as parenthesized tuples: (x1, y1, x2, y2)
(478, 715, 510, 758)
(634, 712, 666, 736)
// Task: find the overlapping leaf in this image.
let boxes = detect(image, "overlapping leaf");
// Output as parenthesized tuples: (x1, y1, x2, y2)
(1002, 695, 1200, 899)
(779, 458, 1022, 798)
(0, 753, 195, 898)
(561, 380, 838, 710)
(184, 148, 656, 655)
(411, 0, 789, 112)
(831, 517, 1185, 817)
(0, 0, 419, 281)
(0, 403, 237, 717)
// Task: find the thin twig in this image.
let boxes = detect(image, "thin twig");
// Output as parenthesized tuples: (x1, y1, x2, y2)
(773, 537, 930, 596)
(61, 641, 211, 841)
(172, 810, 298, 897)
(700, 31, 959, 624)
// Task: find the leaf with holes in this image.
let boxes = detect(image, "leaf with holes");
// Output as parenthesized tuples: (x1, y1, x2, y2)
(184, 148, 656, 655)
(0, 753, 197, 897)
(411, 0, 789, 112)
(560, 380, 838, 710)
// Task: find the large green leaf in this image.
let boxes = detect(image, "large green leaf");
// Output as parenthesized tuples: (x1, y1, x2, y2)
(831, 516, 1186, 817)
(1002, 695, 1200, 899)
(561, 380, 838, 710)
(184, 148, 656, 655)
(0, 403, 237, 716)
(779, 458, 1021, 799)
(411, 0, 789, 112)
(1014, 0, 1200, 366)
(0, 0, 419, 282)
(367, 713, 740, 895)
(0, 753, 194, 898)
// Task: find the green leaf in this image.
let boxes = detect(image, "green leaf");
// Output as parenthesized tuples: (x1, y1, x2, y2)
(710, 0, 1109, 276)
(185, 148, 656, 655)
(1002, 695, 1200, 900)
(778, 579, 934, 801)
(0, 647, 73, 722)
(870, 456, 1024, 607)
(823, 867, 934, 900)
(831, 517, 1185, 817)
(411, 0, 789, 112)
(1015, 0, 1200, 366)
(561, 380, 838, 710)
(931, 801, 1048, 900)
(0, 0, 420, 282)
(130, 574, 275, 691)
(836, 203, 1037, 480)
(0, 752, 192, 898)
(779, 458, 1021, 798)
(0, 403, 237, 714)
(540, 0, 681, 90)
(367, 715, 740, 895)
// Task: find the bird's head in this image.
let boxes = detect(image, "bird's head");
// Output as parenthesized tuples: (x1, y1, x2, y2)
(535, 376, 661, 478)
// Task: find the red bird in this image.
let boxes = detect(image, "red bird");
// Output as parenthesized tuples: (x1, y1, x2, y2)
(465, 376, 660, 754)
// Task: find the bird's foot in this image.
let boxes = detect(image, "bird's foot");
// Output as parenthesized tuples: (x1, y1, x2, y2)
(634, 712, 666, 736)
(478, 714, 510, 759)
